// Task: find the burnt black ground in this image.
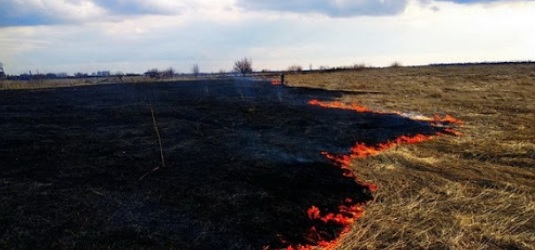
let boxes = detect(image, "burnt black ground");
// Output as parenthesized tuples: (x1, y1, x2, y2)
(0, 79, 444, 249)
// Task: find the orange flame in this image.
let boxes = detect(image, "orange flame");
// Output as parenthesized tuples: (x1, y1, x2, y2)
(286, 202, 365, 250)
(280, 100, 463, 250)
(307, 100, 370, 113)
(432, 114, 464, 125)
(272, 79, 282, 85)
(308, 99, 464, 128)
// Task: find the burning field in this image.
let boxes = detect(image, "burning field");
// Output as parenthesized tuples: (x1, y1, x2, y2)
(287, 64, 535, 249)
(0, 78, 463, 249)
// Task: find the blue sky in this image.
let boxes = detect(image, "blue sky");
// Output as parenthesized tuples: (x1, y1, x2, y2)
(0, 0, 534, 74)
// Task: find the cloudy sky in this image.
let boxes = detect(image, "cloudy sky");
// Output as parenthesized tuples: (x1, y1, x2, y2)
(0, 0, 534, 75)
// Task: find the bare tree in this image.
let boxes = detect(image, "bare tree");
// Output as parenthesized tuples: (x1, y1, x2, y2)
(287, 64, 303, 73)
(390, 61, 402, 68)
(161, 67, 175, 78)
(192, 64, 200, 78)
(233, 57, 253, 76)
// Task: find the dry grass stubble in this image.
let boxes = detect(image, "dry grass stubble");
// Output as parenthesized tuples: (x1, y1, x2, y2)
(287, 64, 535, 249)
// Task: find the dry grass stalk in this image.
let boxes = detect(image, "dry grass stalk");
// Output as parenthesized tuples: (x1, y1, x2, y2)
(139, 105, 165, 180)
(151, 105, 165, 169)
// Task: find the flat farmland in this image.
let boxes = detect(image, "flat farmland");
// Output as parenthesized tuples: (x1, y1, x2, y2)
(286, 63, 535, 249)
(1, 63, 533, 250)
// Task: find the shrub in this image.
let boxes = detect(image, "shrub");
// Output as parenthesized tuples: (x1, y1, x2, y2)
(234, 58, 253, 76)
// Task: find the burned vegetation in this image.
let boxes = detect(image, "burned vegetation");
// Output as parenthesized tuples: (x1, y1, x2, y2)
(0, 79, 457, 249)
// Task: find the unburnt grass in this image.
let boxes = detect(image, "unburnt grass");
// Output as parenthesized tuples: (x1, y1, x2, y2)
(286, 63, 535, 249)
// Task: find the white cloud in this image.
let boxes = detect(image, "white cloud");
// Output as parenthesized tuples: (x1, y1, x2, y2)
(0, 0, 239, 27)
(0, 0, 106, 26)
(236, 0, 410, 17)
(0, 0, 534, 75)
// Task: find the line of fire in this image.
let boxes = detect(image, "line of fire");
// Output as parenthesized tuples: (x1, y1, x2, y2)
(269, 79, 462, 250)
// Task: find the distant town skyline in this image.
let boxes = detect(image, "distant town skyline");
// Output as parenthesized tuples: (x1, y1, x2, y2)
(1, 0, 534, 75)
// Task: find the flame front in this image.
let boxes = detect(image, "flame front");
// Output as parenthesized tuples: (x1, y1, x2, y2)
(307, 100, 370, 113)
(308, 99, 463, 126)
(281, 99, 463, 250)
(272, 79, 282, 85)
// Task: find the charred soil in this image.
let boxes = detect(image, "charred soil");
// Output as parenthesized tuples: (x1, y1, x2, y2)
(0, 79, 449, 249)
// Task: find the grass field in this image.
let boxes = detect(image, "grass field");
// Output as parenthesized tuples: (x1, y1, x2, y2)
(286, 64, 535, 249)
(1, 63, 533, 249)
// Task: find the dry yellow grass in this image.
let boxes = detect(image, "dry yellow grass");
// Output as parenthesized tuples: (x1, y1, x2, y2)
(286, 64, 535, 249)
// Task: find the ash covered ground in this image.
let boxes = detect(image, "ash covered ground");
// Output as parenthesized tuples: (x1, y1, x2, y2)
(1, 79, 444, 249)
